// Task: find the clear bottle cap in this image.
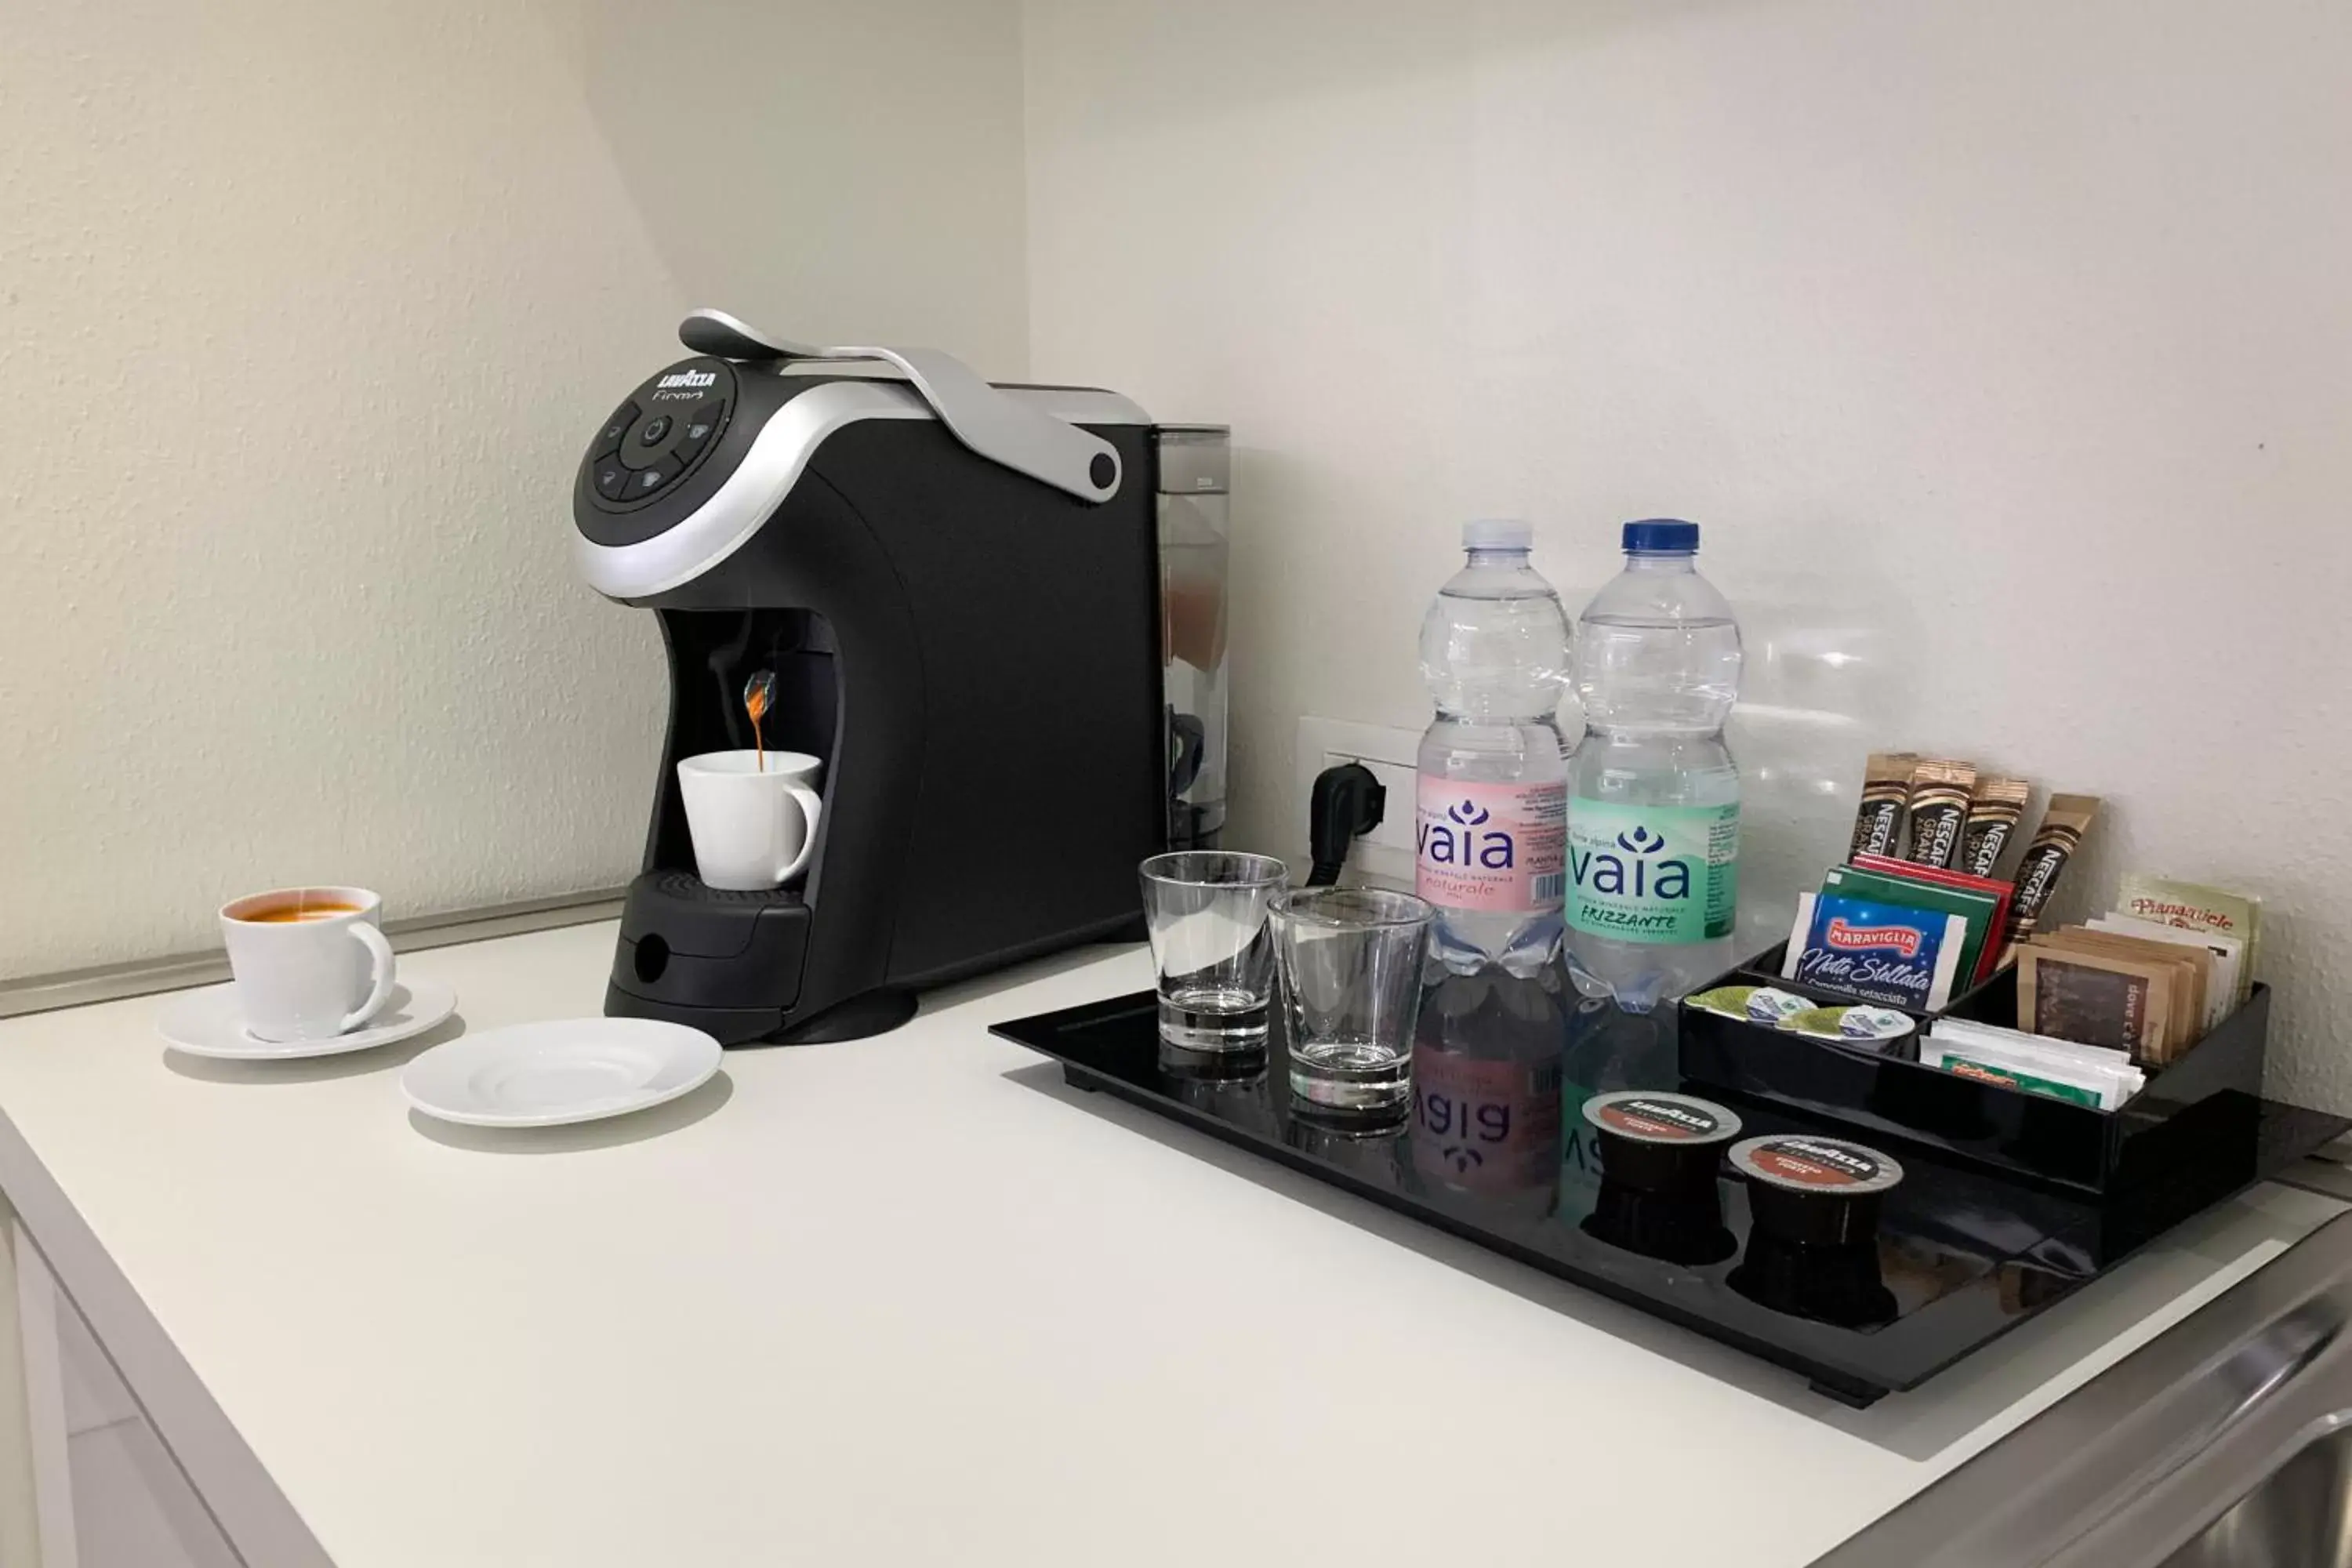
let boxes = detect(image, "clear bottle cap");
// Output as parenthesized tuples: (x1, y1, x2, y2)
(1462, 518, 1533, 551)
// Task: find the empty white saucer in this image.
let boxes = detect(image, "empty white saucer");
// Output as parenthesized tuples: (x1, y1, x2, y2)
(159, 979, 459, 1061)
(400, 1018, 723, 1129)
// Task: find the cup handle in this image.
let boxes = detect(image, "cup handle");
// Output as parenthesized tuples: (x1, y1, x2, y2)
(777, 785, 824, 884)
(339, 921, 397, 1031)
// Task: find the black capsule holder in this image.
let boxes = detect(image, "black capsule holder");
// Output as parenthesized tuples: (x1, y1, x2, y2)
(1676, 941, 2273, 1196)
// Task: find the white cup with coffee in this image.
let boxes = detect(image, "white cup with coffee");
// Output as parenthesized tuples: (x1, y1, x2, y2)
(677, 750, 825, 891)
(220, 886, 398, 1042)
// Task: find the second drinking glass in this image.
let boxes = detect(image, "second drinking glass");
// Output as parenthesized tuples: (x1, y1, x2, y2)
(1272, 887, 1435, 1111)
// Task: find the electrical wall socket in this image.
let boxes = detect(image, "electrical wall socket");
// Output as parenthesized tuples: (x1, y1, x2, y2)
(1295, 716, 1421, 888)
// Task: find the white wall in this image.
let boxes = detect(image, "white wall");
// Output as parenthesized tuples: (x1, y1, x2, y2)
(1024, 0, 2352, 1105)
(13, 0, 2350, 1107)
(0, 0, 1027, 977)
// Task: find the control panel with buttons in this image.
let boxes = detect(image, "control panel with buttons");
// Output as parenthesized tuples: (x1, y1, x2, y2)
(581, 356, 737, 510)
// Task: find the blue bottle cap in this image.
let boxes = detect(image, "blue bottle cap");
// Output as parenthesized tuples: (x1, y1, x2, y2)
(1623, 518, 1700, 554)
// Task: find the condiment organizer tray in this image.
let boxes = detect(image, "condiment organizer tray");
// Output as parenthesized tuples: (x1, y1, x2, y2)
(993, 982, 2345, 1407)
(1677, 942, 2273, 1194)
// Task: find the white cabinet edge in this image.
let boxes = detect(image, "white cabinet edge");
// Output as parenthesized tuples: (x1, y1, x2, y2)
(2, 1221, 78, 1566)
(0, 1110, 333, 1568)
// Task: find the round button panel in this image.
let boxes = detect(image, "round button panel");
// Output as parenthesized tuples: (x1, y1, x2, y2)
(583, 357, 736, 508)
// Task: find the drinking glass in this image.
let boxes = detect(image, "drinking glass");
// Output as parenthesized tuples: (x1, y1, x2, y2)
(1138, 851, 1290, 1049)
(1272, 887, 1435, 1111)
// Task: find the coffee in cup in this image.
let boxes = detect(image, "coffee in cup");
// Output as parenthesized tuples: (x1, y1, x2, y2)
(220, 886, 397, 1041)
(241, 900, 365, 924)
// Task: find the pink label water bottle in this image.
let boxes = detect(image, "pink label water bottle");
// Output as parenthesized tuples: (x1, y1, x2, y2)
(1414, 520, 1573, 975)
(1414, 778, 1566, 913)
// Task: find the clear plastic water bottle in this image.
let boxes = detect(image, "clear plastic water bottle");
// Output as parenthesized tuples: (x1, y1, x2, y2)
(1563, 519, 1743, 1012)
(1415, 520, 1573, 978)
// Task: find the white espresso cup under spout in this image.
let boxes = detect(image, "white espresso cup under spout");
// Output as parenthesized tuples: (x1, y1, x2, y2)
(677, 750, 826, 891)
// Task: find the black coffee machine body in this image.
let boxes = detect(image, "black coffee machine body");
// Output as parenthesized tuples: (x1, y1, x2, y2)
(572, 311, 1230, 1044)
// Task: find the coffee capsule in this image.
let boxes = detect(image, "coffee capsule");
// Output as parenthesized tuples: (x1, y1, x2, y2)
(1581, 1091, 1741, 1267)
(1583, 1181, 1739, 1267)
(1729, 1230, 1898, 1328)
(1583, 1091, 1742, 1196)
(1730, 1134, 1904, 1248)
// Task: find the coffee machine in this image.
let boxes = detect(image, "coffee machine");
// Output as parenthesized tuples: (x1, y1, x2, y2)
(572, 310, 1230, 1044)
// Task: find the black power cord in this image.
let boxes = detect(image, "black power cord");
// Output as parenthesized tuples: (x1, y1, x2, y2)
(1306, 762, 1388, 887)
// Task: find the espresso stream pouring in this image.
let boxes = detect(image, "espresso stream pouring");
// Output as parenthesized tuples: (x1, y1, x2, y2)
(743, 669, 775, 771)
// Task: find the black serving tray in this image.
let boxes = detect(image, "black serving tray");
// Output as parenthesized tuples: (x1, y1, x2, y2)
(993, 974, 2347, 1408)
(1679, 942, 2272, 1194)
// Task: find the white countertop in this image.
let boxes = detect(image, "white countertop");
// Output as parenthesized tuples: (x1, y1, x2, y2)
(0, 923, 2337, 1567)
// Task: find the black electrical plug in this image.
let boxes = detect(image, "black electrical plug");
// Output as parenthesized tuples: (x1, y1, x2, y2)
(1306, 762, 1388, 887)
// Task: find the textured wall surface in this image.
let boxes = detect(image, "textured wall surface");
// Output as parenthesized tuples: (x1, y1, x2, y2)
(0, 0, 1026, 976)
(16, 0, 2349, 1110)
(1024, 0, 2352, 1105)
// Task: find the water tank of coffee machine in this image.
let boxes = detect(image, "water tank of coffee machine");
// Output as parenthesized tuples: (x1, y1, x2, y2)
(1157, 425, 1231, 849)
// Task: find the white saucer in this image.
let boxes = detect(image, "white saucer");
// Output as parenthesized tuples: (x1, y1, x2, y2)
(159, 979, 459, 1061)
(400, 1018, 723, 1129)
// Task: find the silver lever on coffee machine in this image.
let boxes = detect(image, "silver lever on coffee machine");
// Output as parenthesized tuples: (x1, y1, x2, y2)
(679, 307, 1121, 503)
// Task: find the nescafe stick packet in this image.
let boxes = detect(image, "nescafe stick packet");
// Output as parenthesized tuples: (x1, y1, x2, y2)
(1902, 759, 1977, 870)
(1846, 751, 1918, 860)
(1999, 794, 2103, 957)
(1961, 775, 2031, 878)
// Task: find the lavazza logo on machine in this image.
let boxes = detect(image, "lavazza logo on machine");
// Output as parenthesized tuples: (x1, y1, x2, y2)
(658, 368, 717, 390)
